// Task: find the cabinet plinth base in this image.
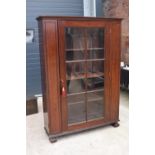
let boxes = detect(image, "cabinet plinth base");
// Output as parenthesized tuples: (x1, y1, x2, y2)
(46, 121, 119, 143)
(111, 122, 120, 127)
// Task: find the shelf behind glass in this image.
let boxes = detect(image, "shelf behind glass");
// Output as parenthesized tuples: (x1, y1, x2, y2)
(66, 48, 104, 61)
(67, 88, 104, 96)
(66, 72, 104, 80)
(68, 90, 103, 106)
(66, 58, 105, 63)
(65, 47, 104, 52)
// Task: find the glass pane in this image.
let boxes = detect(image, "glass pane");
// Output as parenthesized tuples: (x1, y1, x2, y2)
(86, 28, 105, 120)
(66, 62, 85, 80)
(87, 61, 104, 74)
(86, 61, 104, 91)
(87, 90, 104, 120)
(65, 28, 85, 50)
(87, 28, 104, 49)
(68, 94, 86, 124)
(67, 79, 86, 94)
(66, 50, 84, 61)
(87, 77, 104, 92)
(66, 61, 86, 94)
(87, 28, 104, 60)
(65, 28, 85, 61)
(87, 50, 104, 60)
(65, 27, 87, 125)
(65, 27, 105, 125)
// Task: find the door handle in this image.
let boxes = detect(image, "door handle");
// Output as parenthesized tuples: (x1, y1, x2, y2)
(61, 80, 66, 97)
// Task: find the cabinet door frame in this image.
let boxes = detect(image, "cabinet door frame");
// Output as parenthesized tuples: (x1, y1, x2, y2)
(58, 20, 111, 131)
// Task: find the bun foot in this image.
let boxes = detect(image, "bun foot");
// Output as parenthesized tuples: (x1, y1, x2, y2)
(49, 137, 57, 143)
(112, 122, 120, 127)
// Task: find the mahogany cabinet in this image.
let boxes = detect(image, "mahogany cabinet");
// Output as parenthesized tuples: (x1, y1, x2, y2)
(37, 16, 122, 142)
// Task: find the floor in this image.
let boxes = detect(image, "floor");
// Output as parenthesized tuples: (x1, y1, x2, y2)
(26, 90, 129, 155)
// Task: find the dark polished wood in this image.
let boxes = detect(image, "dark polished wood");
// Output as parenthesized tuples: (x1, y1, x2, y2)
(109, 22, 121, 122)
(37, 16, 122, 142)
(38, 20, 61, 134)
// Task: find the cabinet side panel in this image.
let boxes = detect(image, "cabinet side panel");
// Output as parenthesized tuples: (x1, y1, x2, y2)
(38, 20, 61, 134)
(109, 22, 121, 121)
(44, 20, 61, 134)
(38, 20, 50, 133)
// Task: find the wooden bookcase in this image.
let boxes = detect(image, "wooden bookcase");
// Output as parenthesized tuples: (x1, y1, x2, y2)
(37, 16, 122, 142)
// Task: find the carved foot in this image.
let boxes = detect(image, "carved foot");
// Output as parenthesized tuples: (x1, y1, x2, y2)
(112, 122, 120, 127)
(49, 137, 57, 143)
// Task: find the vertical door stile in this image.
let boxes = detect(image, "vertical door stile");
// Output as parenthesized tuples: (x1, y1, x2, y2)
(57, 20, 62, 132)
(58, 21, 68, 131)
(64, 25, 87, 127)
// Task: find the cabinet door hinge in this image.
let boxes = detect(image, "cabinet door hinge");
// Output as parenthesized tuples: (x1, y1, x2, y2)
(60, 80, 66, 97)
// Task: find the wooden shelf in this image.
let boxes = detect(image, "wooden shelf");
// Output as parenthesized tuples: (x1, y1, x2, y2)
(66, 58, 104, 63)
(66, 72, 104, 80)
(65, 47, 104, 52)
(68, 113, 104, 125)
(66, 48, 84, 52)
(88, 47, 104, 50)
(68, 97, 103, 105)
(68, 116, 104, 126)
(67, 88, 104, 96)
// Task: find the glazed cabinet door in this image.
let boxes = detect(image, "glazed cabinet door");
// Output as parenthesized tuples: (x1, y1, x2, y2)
(59, 21, 111, 131)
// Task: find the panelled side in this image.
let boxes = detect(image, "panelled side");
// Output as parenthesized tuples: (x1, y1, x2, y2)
(38, 19, 62, 134)
(109, 21, 121, 122)
(38, 20, 50, 133)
